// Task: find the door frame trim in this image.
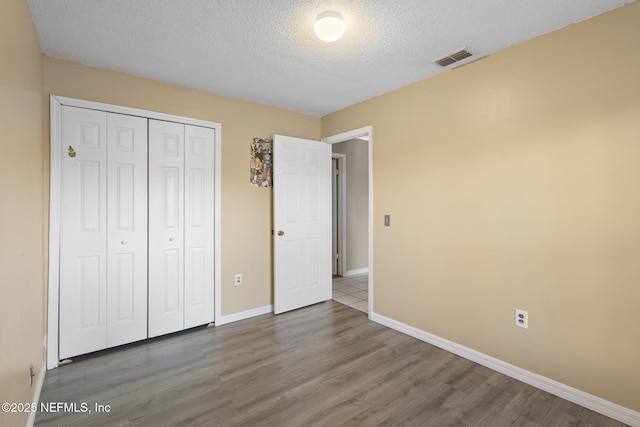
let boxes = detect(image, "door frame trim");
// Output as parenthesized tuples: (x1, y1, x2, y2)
(331, 153, 347, 277)
(322, 126, 373, 317)
(47, 95, 222, 369)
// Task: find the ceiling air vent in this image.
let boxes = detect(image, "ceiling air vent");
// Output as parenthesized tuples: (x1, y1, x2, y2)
(434, 48, 473, 67)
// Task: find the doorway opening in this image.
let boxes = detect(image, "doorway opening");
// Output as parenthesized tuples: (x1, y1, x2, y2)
(323, 127, 372, 315)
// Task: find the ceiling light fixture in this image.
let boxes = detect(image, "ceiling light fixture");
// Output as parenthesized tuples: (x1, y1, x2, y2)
(314, 11, 345, 42)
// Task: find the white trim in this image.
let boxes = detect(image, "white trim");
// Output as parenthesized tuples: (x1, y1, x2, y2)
(213, 121, 222, 327)
(27, 361, 47, 427)
(370, 312, 640, 427)
(47, 95, 222, 368)
(47, 97, 62, 369)
(331, 153, 347, 277)
(344, 268, 369, 277)
(218, 305, 273, 326)
(322, 126, 373, 318)
(51, 96, 217, 128)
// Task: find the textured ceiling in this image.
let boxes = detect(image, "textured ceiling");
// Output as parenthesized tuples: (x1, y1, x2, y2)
(28, 0, 635, 116)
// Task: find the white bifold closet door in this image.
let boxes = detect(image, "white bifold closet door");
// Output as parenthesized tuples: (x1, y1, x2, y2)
(148, 120, 215, 337)
(183, 125, 216, 329)
(59, 106, 148, 359)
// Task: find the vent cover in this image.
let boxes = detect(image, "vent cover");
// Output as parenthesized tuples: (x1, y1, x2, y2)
(434, 48, 473, 67)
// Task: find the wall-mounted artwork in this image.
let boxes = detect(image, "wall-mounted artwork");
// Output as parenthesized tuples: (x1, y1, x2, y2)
(250, 137, 272, 188)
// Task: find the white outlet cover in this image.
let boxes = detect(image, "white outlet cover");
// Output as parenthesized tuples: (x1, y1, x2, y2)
(515, 309, 528, 329)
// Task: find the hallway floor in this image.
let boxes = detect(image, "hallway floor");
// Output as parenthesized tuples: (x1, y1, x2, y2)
(331, 274, 368, 313)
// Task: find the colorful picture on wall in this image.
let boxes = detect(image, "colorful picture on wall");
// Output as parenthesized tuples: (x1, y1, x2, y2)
(250, 137, 273, 188)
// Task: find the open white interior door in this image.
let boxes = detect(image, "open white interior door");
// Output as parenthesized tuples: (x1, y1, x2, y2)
(273, 135, 331, 314)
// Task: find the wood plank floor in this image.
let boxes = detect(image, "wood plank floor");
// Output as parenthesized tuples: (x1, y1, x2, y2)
(36, 301, 627, 426)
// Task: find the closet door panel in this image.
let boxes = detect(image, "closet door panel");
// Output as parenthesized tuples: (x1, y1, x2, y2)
(106, 113, 148, 347)
(148, 120, 185, 337)
(59, 106, 108, 359)
(184, 126, 216, 328)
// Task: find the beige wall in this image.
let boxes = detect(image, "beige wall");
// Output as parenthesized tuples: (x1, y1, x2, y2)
(0, 0, 45, 425)
(42, 57, 321, 316)
(323, 2, 640, 412)
(333, 139, 369, 273)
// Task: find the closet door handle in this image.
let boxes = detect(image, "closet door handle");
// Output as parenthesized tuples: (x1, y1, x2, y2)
(169, 237, 174, 242)
(121, 240, 126, 245)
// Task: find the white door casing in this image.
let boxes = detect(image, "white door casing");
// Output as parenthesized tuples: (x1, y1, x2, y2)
(332, 158, 338, 276)
(331, 153, 347, 277)
(148, 120, 185, 338)
(273, 135, 332, 314)
(184, 125, 216, 328)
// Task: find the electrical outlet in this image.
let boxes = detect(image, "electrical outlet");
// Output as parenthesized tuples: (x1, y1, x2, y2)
(234, 274, 242, 286)
(515, 309, 528, 329)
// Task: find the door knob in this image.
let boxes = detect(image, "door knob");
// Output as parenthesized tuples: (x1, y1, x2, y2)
(169, 237, 174, 241)
(121, 240, 126, 245)
(277, 230, 285, 236)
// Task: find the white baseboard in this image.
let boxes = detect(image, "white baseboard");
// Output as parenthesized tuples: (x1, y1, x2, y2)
(218, 304, 273, 326)
(344, 268, 369, 277)
(27, 361, 47, 427)
(370, 312, 640, 427)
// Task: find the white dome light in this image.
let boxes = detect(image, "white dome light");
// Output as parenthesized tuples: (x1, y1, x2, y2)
(314, 11, 345, 42)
